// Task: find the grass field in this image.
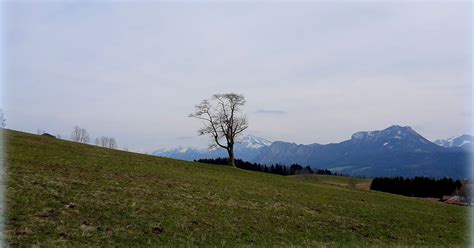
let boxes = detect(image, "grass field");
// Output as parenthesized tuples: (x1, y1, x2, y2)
(291, 174, 372, 190)
(3, 129, 470, 247)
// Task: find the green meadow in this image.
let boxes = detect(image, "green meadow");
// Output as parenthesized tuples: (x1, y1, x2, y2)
(4, 129, 469, 247)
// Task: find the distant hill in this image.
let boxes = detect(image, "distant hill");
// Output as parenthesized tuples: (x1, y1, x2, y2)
(155, 125, 470, 179)
(4, 129, 468, 246)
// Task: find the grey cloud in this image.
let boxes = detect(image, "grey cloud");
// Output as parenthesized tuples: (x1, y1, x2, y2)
(176, 136, 194, 140)
(2, 2, 471, 150)
(255, 109, 287, 115)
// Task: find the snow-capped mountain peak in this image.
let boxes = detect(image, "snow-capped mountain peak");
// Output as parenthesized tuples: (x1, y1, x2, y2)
(434, 134, 473, 149)
(348, 125, 440, 152)
(435, 136, 456, 147)
(154, 146, 200, 154)
(152, 134, 272, 161)
(351, 125, 415, 141)
(237, 134, 272, 149)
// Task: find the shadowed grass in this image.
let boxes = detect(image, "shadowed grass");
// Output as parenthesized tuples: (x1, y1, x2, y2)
(4, 129, 469, 247)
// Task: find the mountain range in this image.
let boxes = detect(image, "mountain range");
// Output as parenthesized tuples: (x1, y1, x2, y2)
(153, 126, 472, 179)
(153, 134, 272, 162)
(434, 134, 472, 150)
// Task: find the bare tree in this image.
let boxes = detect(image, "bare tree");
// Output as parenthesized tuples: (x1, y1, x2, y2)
(82, 129, 90, 143)
(94, 137, 100, 146)
(100, 136, 109, 147)
(108, 137, 117, 149)
(97, 136, 117, 149)
(71, 126, 90, 143)
(189, 93, 248, 167)
(71, 126, 81, 141)
(0, 109, 6, 128)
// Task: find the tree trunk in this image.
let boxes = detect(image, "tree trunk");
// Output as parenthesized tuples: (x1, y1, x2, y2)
(227, 147, 236, 168)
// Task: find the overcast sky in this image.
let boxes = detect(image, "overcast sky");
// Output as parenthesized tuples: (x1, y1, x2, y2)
(1, 1, 472, 152)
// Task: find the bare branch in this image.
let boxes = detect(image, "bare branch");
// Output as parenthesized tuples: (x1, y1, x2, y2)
(70, 126, 90, 143)
(189, 93, 248, 167)
(0, 109, 5, 128)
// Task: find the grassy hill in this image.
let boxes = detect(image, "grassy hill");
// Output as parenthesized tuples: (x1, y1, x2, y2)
(291, 174, 372, 190)
(3, 129, 470, 246)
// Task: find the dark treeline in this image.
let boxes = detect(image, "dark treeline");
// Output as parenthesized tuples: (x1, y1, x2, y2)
(195, 157, 344, 176)
(370, 176, 463, 198)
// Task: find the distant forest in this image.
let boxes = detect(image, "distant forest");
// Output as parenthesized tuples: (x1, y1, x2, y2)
(195, 157, 345, 176)
(370, 177, 463, 198)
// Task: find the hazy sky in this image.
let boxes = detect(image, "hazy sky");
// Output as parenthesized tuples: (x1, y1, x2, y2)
(1, 1, 472, 152)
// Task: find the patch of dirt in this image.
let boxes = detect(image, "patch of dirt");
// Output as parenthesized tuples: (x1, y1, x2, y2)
(152, 224, 164, 235)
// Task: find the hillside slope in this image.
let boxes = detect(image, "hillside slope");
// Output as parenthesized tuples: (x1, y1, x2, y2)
(4, 130, 469, 246)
